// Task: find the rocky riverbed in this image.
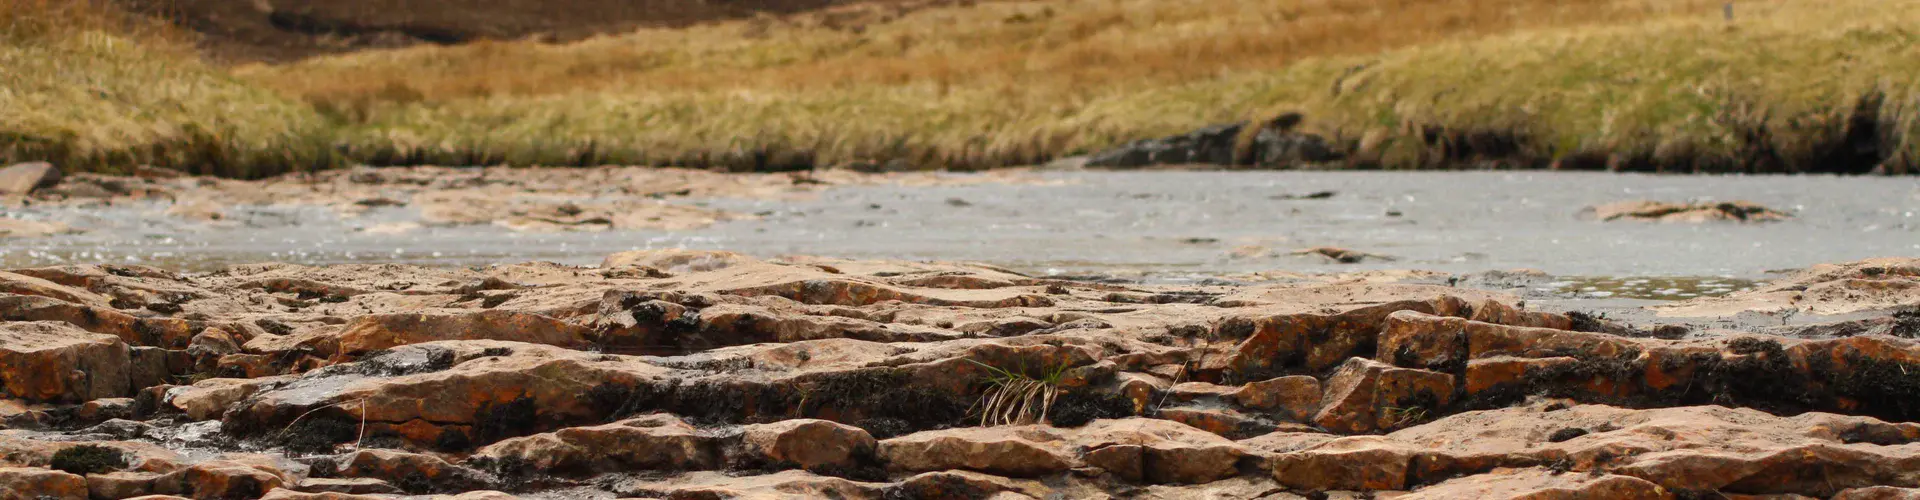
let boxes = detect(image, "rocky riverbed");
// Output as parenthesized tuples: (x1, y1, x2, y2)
(3, 164, 1920, 499)
(0, 247, 1918, 499)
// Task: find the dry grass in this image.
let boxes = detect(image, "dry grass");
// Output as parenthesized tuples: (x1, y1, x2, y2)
(8, 0, 1920, 173)
(236, 0, 1729, 170)
(0, 0, 336, 176)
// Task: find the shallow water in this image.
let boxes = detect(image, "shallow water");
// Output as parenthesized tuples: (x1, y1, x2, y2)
(5, 171, 1918, 293)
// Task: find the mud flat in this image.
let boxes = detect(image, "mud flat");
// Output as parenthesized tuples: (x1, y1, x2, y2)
(0, 247, 1917, 498)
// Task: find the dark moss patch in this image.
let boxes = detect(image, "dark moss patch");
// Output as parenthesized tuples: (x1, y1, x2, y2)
(1049, 390, 1137, 427)
(1547, 428, 1589, 442)
(473, 396, 540, 444)
(283, 415, 361, 454)
(50, 445, 128, 475)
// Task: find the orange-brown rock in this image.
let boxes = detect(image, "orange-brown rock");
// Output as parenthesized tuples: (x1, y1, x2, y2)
(1836, 487, 1920, 500)
(335, 310, 595, 358)
(149, 459, 293, 499)
(610, 470, 884, 500)
(1271, 401, 1920, 496)
(1313, 357, 1454, 434)
(737, 419, 877, 471)
(1397, 467, 1671, 499)
(1229, 376, 1321, 422)
(0, 467, 87, 499)
(88, 470, 164, 499)
(470, 413, 715, 475)
(324, 448, 484, 493)
(878, 427, 1074, 478)
(0, 321, 130, 402)
(1073, 419, 1246, 484)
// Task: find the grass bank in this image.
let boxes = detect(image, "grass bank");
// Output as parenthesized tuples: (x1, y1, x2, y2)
(5, 0, 1919, 175)
(0, 0, 337, 177)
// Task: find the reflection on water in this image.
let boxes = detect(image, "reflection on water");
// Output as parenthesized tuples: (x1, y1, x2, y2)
(1541, 276, 1757, 301)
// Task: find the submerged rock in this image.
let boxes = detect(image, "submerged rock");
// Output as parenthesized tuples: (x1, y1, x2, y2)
(0, 162, 62, 196)
(1584, 199, 1790, 222)
(1086, 114, 1339, 169)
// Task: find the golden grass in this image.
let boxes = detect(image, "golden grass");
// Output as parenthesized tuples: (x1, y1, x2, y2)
(0, 0, 336, 176)
(7, 0, 1920, 173)
(241, 0, 1736, 170)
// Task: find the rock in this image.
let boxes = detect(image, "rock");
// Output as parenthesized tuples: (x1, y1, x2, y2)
(0, 467, 88, 498)
(0, 294, 195, 348)
(0, 321, 131, 402)
(1083, 115, 1338, 169)
(879, 427, 1073, 478)
(258, 490, 388, 500)
(1837, 487, 1920, 499)
(74, 397, 136, 424)
(610, 470, 883, 500)
(1291, 246, 1394, 264)
(1312, 358, 1454, 434)
(1397, 467, 1670, 499)
(1086, 123, 1242, 168)
(1250, 114, 1339, 167)
(1272, 190, 1337, 200)
(0, 270, 111, 308)
(470, 413, 715, 475)
(1073, 419, 1245, 484)
(329, 448, 485, 492)
(1271, 401, 1920, 495)
(151, 459, 290, 499)
(601, 248, 760, 273)
(0, 217, 75, 238)
(1584, 199, 1789, 223)
(1165, 382, 1237, 402)
(167, 377, 283, 421)
(133, 166, 186, 179)
(0, 162, 61, 195)
(89, 470, 163, 498)
(224, 343, 672, 450)
(737, 419, 877, 471)
(1154, 407, 1272, 439)
(335, 310, 595, 358)
(1228, 376, 1321, 422)
(1656, 257, 1920, 316)
(295, 477, 404, 495)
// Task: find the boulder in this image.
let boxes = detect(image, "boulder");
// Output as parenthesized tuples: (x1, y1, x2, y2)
(0, 467, 87, 498)
(1229, 376, 1321, 422)
(737, 419, 877, 471)
(470, 413, 715, 475)
(1312, 358, 1454, 434)
(1397, 467, 1670, 499)
(329, 448, 485, 492)
(151, 459, 290, 499)
(1073, 419, 1245, 484)
(0, 162, 61, 195)
(0, 321, 130, 402)
(334, 310, 595, 358)
(878, 427, 1073, 478)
